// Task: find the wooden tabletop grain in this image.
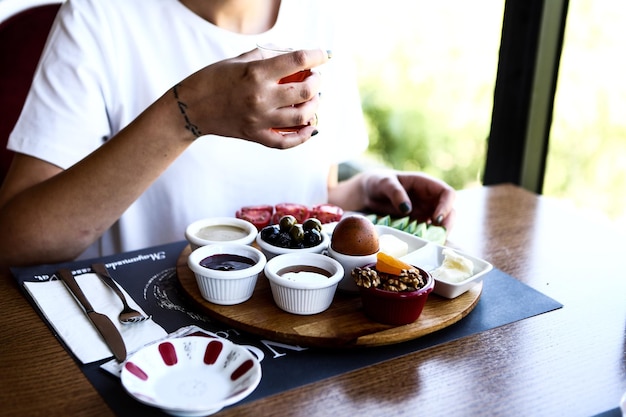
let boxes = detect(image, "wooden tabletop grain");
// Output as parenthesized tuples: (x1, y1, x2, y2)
(1, 184, 624, 417)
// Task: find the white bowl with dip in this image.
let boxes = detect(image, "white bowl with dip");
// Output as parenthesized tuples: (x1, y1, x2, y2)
(186, 217, 258, 250)
(188, 243, 266, 305)
(264, 253, 344, 315)
(402, 244, 493, 299)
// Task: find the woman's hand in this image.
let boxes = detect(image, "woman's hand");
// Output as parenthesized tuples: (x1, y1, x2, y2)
(170, 48, 330, 148)
(0, 48, 331, 267)
(329, 169, 456, 229)
(366, 170, 456, 228)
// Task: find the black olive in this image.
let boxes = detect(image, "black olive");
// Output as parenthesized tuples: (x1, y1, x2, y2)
(303, 229, 322, 247)
(303, 218, 322, 232)
(260, 225, 280, 243)
(279, 215, 297, 232)
(275, 231, 292, 248)
(289, 224, 305, 243)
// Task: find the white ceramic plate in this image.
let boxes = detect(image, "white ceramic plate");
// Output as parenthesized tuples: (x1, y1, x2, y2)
(121, 336, 262, 416)
(375, 225, 431, 254)
(327, 222, 492, 299)
(402, 243, 493, 299)
(374, 225, 492, 299)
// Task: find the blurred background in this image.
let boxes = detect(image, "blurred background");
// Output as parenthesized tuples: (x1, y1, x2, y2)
(336, 0, 626, 232)
(3, 0, 624, 231)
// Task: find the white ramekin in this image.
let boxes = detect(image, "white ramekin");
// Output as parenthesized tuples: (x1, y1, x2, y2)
(187, 243, 266, 305)
(264, 253, 344, 315)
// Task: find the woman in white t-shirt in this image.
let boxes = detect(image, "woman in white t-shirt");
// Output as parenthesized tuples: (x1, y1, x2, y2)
(0, 0, 455, 267)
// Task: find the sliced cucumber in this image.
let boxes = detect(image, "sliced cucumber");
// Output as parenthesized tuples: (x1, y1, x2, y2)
(376, 215, 391, 226)
(366, 213, 446, 245)
(364, 213, 379, 224)
(414, 221, 427, 237)
(423, 225, 447, 245)
(390, 216, 410, 230)
(405, 219, 418, 234)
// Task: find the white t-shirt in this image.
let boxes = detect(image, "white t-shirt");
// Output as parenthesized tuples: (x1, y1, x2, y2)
(8, 0, 368, 259)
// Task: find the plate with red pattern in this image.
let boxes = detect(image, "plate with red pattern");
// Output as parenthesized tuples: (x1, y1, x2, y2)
(121, 336, 262, 416)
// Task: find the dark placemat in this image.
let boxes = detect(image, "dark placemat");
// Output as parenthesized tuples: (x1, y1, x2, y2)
(593, 409, 623, 417)
(12, 241, 563, 416)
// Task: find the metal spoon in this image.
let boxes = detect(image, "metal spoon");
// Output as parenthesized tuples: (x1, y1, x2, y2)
(91, 263, 150, 324)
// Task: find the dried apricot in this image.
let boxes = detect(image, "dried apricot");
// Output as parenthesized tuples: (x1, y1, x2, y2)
(376, 252, 413, 276)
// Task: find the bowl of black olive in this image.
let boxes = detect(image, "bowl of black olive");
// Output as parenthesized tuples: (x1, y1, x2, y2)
(255, 215, 330, 260)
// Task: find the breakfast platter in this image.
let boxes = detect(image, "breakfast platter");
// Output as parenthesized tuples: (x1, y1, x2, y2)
(176, 244, 483, 348)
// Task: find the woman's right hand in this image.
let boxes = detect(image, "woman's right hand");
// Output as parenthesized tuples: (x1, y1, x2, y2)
(170, 48, 330, 149)
(0, 48, 331, 268)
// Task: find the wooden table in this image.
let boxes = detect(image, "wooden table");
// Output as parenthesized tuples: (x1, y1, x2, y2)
(1, 184, 624, 416)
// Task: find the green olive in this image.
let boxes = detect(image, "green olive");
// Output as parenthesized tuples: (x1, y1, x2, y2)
(303, 218, 322, 232)
(289, 224, 305, 243)
(279, 215, 297, 232)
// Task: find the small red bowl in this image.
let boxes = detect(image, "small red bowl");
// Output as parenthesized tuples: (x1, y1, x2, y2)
(358, 267, 434, 325)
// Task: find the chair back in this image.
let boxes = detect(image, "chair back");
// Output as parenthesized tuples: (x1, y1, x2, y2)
(0, 0, 62, 182)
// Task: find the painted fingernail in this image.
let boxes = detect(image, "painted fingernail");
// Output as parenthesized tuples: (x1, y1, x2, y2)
(311, 129, 319, 136)
(435, 214, 444, 225)
(399, 202, 411, 214)
(326, 50, 333, 59)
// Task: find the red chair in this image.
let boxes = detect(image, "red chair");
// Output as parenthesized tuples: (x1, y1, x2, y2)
(0, 0, 63, 183)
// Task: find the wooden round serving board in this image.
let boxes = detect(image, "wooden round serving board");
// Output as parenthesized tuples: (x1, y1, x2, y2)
(177, 246, 482, 348)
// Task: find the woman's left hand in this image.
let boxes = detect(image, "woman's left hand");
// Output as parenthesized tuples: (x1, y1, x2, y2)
(361, 170, 456, 229)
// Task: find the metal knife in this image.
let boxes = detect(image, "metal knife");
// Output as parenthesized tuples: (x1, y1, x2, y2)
(57, 268, 127, 362)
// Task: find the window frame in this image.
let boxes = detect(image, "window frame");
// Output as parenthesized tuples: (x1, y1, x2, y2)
(483, 0, 569, 193)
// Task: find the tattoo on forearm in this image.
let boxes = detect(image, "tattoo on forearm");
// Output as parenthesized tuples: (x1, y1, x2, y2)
(172, 83, 202, 138)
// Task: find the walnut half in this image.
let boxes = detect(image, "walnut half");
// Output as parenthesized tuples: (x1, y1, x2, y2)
(352, 266, 426, 292)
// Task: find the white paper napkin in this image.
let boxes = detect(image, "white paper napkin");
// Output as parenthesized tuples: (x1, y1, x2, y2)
(24, 273, 168, 364)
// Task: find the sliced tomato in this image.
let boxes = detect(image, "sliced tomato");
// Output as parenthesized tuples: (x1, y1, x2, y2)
(310, 204, 344, 224)
(236, 205, 273, 230)
(272, 203, 310, 224)
(238, 204, 273, 215)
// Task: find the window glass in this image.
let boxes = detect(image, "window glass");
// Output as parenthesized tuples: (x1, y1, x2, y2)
(545, 0, 626, 228)
(336, 1, 505, 189)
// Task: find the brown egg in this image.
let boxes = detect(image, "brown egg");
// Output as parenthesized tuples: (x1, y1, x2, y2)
(331, 215, 379, 256)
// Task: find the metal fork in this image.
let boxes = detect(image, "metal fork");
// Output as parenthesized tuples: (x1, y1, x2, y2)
(91, 263, 150, 324)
